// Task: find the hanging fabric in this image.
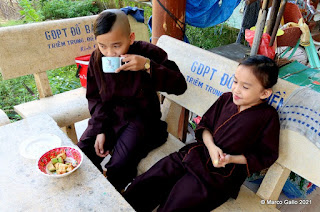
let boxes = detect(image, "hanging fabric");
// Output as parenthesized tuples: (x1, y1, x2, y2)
(186, 0, 241, 28)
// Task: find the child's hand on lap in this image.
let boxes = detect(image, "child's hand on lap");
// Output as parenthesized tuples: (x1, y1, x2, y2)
(215, 153, 231, 168)
(95, 133, 110, 157)
(208, 144, 225, 168)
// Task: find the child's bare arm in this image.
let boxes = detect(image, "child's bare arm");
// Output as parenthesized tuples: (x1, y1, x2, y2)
(228, 155, 247, 164)
(202, 129, 224, 167)
(203, 129, 247, 167)
(217, 154, 247, 168)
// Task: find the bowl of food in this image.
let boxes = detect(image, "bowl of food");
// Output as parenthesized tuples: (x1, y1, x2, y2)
(37, 146, 83, 178)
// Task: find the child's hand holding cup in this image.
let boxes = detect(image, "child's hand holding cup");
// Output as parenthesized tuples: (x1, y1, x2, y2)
(102, 56, 124, 73)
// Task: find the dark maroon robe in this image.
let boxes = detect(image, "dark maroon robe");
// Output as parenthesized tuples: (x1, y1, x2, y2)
(123, 92, 280, 212)
(78, 41, 187, 190)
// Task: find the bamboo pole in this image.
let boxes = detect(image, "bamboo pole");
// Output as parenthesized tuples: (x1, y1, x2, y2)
(250, 0, 269, 56)
(266, 0, 281, 36)
(151, 0, 186, 44)
(152, 0, 188, 142)
(269, 0, 288, 46)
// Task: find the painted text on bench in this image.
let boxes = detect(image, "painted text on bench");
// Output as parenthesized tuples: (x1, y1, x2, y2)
(44, 23, 96, 52)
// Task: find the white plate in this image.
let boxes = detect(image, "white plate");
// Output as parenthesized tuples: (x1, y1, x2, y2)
(19, 133, 62, 159)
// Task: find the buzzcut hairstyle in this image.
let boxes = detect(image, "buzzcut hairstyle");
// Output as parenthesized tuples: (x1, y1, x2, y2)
(93, 11, 117, 37)
(239, 55, 279, 89)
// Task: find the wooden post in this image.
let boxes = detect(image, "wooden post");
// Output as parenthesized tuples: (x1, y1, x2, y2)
(178, 107, 189, 142)
(250, 0, 269, 56)
(61, 124, 78, 145)
(151, 0, 186, 44)
(269, 0, 287, 47)
(266, 0, 281, 36)
(34, 72, 53, 98)
(152, 0, 188, 142)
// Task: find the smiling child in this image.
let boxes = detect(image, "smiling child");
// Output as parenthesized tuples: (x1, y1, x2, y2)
(123, 55, 280, 212)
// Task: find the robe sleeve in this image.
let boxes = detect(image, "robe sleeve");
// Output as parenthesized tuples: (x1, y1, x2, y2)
(81, 53, 113, 139)
(194, 94, 227, 142)
(243, 110, 280, 175)
(137, 41, 187, 95)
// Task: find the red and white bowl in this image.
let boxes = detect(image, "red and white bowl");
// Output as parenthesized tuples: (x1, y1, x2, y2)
(37, 146, 83, 178)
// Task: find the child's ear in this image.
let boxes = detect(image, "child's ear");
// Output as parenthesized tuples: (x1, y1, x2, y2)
(260, 88, 272, 100)
(129, 32, 135, 45)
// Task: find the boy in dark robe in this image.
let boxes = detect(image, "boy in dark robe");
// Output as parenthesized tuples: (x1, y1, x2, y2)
(123, 55, 280, 211)
(77, 9, 187, 191)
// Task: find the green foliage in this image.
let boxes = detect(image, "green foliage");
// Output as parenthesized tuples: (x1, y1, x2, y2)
(47, 65, 82, 95)
(19, 0, 43, 22)
(0, 66, 81, 122)
(0, 20, 25, 27)
(186, 24, 239, 50)
(41, 0, 99, 20)
(0, 74, 38, 121)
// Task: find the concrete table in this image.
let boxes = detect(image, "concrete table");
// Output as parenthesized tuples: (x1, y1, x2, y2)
(0, 114, 134, 212)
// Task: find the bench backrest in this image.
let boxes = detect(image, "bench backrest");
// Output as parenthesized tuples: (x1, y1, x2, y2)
(157, 35, 320, 188)
(0, 109, 10, 126)
(0, 15, 149, 97)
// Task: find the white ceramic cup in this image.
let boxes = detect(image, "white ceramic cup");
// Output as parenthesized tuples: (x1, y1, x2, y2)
(102, 57, 124, 73)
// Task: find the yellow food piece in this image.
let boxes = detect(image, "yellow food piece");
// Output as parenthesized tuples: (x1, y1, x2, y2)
(66, 164, 74, 172)
(54, 163, 61, 169)
(56, 163, 68, 174)
(213, 159, 219, 166)
(57, 152, 67, 160)
(48, 150, 75, 175)
(47, 162, 56, 172)
(56, 168, 66, 174)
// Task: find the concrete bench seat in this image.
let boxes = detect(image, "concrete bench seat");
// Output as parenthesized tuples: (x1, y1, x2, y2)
(14, 87, 89, 127)
(13, 87, 90, 142)
(0, 109, 10, 126)
(137, 133, 185, 176)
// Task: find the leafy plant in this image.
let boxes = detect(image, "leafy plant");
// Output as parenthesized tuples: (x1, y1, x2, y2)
(0, 19, 25, 27)
(47, 65, 81, 95)
(19, 0, 43, 22)
(0, 73, 38, 121)
(186, 24, 239, 50)
(0, 66, 81, 122)
(41, 0, 99, 20)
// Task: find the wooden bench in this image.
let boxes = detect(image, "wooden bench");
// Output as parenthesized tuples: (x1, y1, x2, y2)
(0, 109, 10, 126)
(0, 14, 149, 143)
(137, 35, 320, 211)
